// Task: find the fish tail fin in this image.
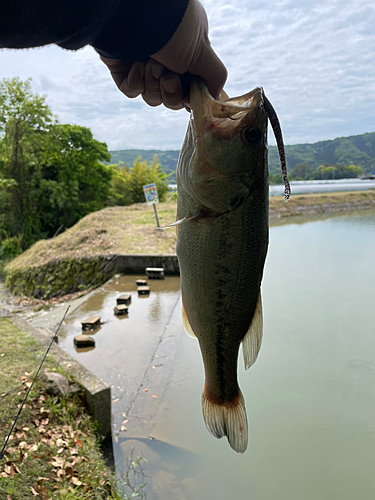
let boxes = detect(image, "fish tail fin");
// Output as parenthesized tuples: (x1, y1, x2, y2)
(202, 389, 248, 454)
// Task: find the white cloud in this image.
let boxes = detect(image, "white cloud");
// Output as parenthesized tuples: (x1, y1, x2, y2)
(0, 0, 374, 149)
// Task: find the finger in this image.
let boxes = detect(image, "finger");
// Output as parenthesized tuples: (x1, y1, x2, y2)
(160, 74, 184, 110)
(142, 60, 164, 107)
(100, 56, 133, 90)
(188, 41, 227, 100)
(119, 61, 146, 98)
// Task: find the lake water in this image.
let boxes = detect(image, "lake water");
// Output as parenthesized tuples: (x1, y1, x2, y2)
(269, 178, 375, 196)
(59, 209, 375, 499)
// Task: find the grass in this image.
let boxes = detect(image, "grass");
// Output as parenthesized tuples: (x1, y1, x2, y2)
(5, 190, 375, 272)
(0, 318, 124, 500)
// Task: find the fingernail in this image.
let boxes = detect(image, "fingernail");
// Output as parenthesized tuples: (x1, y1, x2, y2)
(152, 64, 164, 80)
(163, 79, 178, 94)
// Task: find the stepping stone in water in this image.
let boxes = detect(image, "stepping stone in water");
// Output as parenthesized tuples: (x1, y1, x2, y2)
(81, 316, 101, 331)
(135, 279, 147, 286)
(114, 304, 129, 316)
(145, 267, 164, 279)
(74, 335, 95, 347)
(116, 294, 131, 305)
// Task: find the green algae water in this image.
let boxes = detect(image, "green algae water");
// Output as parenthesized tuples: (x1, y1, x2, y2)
(58, 209, 375, 500)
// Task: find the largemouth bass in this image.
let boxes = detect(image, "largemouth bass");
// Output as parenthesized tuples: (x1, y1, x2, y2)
(176, 79, 290, 453)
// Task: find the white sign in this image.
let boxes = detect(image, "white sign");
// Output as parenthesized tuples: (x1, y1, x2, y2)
(143, 183, 159, 205)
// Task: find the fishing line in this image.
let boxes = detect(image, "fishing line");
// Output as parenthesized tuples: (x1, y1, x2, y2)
(147, 190, 178, 228)
(0, 306, 70, 460)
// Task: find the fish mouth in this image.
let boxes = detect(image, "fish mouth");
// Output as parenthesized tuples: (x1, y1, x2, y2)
(189, 79, 291, 200)
(190, 78, 265, 138)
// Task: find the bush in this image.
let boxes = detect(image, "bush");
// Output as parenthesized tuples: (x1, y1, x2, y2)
(0, 234, 23, 262)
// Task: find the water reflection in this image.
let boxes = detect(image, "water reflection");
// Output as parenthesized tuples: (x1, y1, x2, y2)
(115, 438, 207, 500)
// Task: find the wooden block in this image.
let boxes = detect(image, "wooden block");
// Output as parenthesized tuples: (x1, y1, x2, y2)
(145, 267, 164, 279)
(81, 316, 101, 331)
(116, 294, 131, 305)
(137, 286, 150, 295)
(114, 305, 129, 316)
(74, 335, 95, 347)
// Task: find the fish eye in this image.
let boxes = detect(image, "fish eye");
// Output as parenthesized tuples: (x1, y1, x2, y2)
(242, 126, 262, 144)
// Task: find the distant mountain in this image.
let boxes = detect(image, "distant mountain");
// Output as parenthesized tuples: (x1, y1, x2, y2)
(109, 131, 375, 182)
(268, 131, 375, 175)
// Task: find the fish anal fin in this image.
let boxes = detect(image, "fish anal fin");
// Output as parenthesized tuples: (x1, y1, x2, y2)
(182, 298, 197, 339)
(202, 389, 248, 454)
(242, 292, 263, 370)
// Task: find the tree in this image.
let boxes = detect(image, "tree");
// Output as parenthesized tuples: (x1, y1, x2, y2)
(292, 162, 312, 180)
(36, 124, 111, 234)
(0, 77, 54, 247)
(315, 163, 364, 180)
(107, 155, 170, 206)
(0, 77, 112, 251)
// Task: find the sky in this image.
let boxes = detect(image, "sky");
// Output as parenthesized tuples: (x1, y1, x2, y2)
(0, 0, 374, 151)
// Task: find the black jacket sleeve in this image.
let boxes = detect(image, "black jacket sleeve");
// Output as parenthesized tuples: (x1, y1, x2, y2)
(0, 0, 189, 61)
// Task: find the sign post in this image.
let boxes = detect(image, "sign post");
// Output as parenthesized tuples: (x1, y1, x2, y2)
(143, 183, 160, 228)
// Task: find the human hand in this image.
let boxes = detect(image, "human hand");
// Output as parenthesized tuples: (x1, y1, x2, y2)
(100, 0, 227, 110)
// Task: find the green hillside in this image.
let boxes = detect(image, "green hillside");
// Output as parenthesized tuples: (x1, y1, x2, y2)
(109, 131, 375, 181)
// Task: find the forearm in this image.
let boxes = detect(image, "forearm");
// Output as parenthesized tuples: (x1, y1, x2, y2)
(0, 0, 189, 60)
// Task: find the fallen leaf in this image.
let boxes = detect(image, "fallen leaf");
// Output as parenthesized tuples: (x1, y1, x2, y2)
(121, 426, 127, 431)
(18, 441, 27, 449)
(4, 463, 16, 476)
(142, 388, 148, 392)
(29, 444, 38, 452)
(71, 476, 82, 486)
(57, 448, 64, 454)
(41, 418, 49, 425)
(30, 486, 38, 496)
(112, 398, 119, 403)
(152, 395, 158, 398)
(121, 419, 129, 425)
(74, 438, 83, 447)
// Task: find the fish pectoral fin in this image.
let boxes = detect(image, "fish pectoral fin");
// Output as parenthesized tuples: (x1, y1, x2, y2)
(242, 292, 263, 370)
(202, 389, 248, 454)
(182, 298, 197, 339)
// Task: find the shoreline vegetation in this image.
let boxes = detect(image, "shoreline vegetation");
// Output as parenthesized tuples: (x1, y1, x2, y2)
(0, 318, 122, 500)
(1, 189, 375, 301)
(5, 189, 375, 271)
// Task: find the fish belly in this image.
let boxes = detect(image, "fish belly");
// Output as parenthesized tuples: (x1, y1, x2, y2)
(177, 189, 268, 452)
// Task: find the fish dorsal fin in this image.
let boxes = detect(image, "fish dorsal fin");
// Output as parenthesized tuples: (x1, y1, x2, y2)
(182, 297, 197, 338)
(242, 292, 263, 369)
